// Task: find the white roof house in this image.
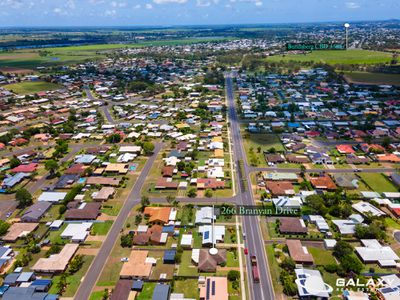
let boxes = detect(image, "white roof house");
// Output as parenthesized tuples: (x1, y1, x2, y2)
(117, 153, 136, 163)
(332, 219, 362, 235)
(324, 239, 337, 250)
(180, 234, 193, 248)
(352, 201, 386, 217)
(195, 207, 216, 224)
(273, 196, 302, 209)
(49, 220, 64, 230)
(356, 239, 400, 267)
(61, 222, 92, 242)
(207, 167, 224, 179)
(38, 192, 67, 203)
(191, 249, 200, 264)
(199, 225, 225, 245)
(294, 268, 331, 298)
(378, 274, 400, 299)
(119, 146, 142, 153)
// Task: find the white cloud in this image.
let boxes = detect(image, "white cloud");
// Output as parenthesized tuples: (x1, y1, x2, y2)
(197, 0, 211, 7)
(133, 4, 141, 9)
(104, 9, 117, 16)
(153, 0, 187, 4)
(146, 3, 153, 9)
(345, 2, 360, 9)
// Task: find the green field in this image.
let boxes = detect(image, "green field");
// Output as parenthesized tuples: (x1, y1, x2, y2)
(242, 131, 284, 167)
(358, 173, 398, 193)
(343, 71, 400, 86)
(4, 81, 62, 94)
(0, 37, 229, 69)
(267, 50, 393, 65)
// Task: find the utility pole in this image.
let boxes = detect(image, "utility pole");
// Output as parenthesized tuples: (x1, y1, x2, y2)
(344, 23, 350, 50)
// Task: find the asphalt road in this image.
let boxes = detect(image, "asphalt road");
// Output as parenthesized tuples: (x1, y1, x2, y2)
(226, 75, 274, 300)
(74, 142, 162, 300)
(84, 86, 116, 125)
(251, 166, 396, 173)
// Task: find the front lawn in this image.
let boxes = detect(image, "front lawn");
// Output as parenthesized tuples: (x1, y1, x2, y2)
(308, 247, 336, 266)
(173, 279, 199, 299)
(92, 221, 113, 235)
(358, 173, 398, 193)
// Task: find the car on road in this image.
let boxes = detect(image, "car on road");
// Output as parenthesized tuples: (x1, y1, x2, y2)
(244, 248, 248, 255)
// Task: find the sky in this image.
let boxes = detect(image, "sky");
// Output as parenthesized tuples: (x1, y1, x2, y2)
(0, 0, 398, 27)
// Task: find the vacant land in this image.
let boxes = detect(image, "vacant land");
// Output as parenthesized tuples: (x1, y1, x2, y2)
(358, 173, 398, 193)
(242, 131, 284, 167)
(4, 81, 61, 94)
(343, 71, 400, 86)
(267, 50, 393, 65)
(0, 38, 228, 69)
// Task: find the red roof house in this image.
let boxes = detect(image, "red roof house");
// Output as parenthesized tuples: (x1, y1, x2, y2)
(10, 163, 38, 173)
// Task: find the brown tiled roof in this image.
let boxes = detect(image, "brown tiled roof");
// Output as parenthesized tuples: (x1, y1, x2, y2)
(198, 249, 227, 272)
(286, 154, 310, 164)
(286, 239, 314, 264)
(65, 164, 86, 175)
(265, 154, 285, 163)
(111, 280, 133, 300)
(133, 233, 150, 245)
(310, 175, 337, 190)
(155, 178, 179, 189)
(162, 166, 174, 177)
(279, 217, 308, 234)
(266, 181, 294, 196)
(65, 202, 101, 220)
(196, 178, 225, 189)
(144, 207, 171, 224)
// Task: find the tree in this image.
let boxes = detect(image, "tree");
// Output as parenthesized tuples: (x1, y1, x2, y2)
(355, 222, 386, 241)
(187, 188, 197, 198)
(56, 274, 67, 294)
(140, 196, 150, 211)
(205, 189, 213, 198)
(143, 142, 155, 154)
(69, 254, 84, 274)
(45, 159, 58, 176)
(46, 244, 61, 257)
(305, 194, 328, 216)
(227, 270, 240, 281)
(9, 157, 21, 169)
(135, 214, 142, 225)
(120, 233, 133, 248)
(16, 188, 33, 208)
(106, 133, 122, 144)
(0, 220, 10, 236)
(280, 257, 295, 271)
(333, 240, 353, 258)
(166, 195, 175, 205)
(340, 254, 363, 274)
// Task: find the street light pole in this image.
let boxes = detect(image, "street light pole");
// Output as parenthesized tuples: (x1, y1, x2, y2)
(344, 23, 350, 50)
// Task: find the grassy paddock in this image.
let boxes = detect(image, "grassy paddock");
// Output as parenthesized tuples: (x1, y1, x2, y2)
(266, 50, 393, 65)
(343, 71, 400, 86)
(4, 81, 61, 94)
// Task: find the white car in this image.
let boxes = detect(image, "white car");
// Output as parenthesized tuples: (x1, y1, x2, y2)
(120, 257, 129, 262)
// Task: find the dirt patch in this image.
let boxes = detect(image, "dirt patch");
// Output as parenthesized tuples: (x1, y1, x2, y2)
(0, 67, 35, 74)
(97, 213, 117, 221)
(77, 248, 99, 256)
(86, 235, 106, 242)
(0, 52, 37, 60)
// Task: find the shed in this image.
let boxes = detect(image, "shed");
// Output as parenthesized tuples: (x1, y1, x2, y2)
(132, 280, 144, 291)
(163, 250, 176, 264)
